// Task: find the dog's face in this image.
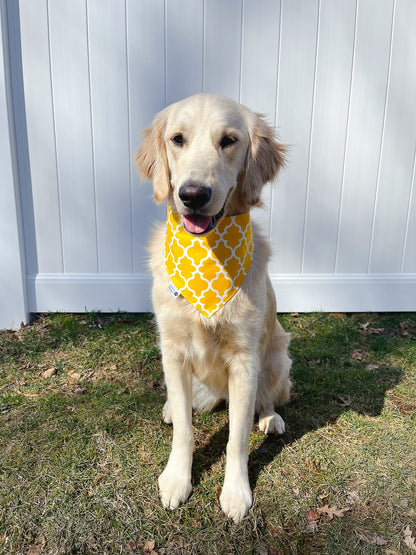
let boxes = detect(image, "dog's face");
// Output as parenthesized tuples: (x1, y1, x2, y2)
(136, 93, 285, 235)
(164, 95, 250, 234)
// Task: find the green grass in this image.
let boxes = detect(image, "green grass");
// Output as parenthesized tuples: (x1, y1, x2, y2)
(0, 312, 415, 554)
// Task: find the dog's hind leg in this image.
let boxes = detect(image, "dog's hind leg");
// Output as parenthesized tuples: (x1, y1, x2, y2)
(256, 319, 291, 435)
(258, 407, 286, 434)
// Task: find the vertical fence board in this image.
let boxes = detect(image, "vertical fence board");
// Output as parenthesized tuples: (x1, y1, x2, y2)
(204, 0, 242, 100)
(165, 0, 203, 105)
(18, 0, 62, 274)
(126, 0, 166, 275)
(271, 0, 319, 275)
(0, 1, 28, 328)
(403, 159, 416, 273)
(336, 0, 394, 274)
(48, 0, 97, 274)
(87, 0, 132, 274)
(302, 0, 356, 274)
(369, 0, 416, 273)
(240, 0, 280, 117)
(240, 0, 281, 238)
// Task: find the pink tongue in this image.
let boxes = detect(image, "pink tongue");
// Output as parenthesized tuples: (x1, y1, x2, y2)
(183, 214, 211, 234)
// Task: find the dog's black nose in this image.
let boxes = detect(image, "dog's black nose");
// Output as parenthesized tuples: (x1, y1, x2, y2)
(179, 182, 212, 209)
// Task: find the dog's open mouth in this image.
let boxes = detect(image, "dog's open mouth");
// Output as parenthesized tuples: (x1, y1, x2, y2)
(183, 205, 225, 235)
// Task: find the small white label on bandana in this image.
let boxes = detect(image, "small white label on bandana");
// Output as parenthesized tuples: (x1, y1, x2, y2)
(167, 282, 180, 299)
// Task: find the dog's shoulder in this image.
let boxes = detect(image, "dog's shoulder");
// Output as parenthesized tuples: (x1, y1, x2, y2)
(148, 222, 166, 276)
(250, 221, 272, 276)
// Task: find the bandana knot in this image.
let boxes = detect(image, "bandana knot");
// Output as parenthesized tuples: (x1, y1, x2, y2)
(164, 206, 254, 318)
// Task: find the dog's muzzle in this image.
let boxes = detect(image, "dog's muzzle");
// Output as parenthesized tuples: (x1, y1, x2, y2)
(178, 181, 225, 235)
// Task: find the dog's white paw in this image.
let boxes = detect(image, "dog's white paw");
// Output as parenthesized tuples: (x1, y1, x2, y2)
(220, 477, 252, 523)
(158, 466, 192, 510)
(258, 411, 285, 434)
(162, 400, 172, 424)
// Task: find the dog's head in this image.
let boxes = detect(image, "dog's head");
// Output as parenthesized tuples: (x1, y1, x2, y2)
(135, 93, 285, 235)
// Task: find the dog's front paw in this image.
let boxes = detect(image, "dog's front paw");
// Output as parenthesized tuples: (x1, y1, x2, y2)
(158, 466, 192, 510)
(220, 477, 252, 523)
(258, 411, 285, 434)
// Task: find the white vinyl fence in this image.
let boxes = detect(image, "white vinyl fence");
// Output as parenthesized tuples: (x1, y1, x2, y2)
(1, 0, 416, 329)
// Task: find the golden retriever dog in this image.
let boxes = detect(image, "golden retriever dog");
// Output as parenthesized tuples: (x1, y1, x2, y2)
(135, 93, 291, 523)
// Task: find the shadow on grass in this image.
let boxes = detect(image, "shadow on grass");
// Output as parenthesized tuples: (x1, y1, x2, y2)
(190, 343, 403, 491)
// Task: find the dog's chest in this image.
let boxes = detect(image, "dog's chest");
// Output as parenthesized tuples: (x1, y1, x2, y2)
(186, 319, 234, 390)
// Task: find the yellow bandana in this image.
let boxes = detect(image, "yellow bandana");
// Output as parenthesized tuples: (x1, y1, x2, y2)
(164, 206, 254, 318)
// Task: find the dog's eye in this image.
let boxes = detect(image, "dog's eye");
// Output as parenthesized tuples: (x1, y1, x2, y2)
(220, 135, 237, 149)
(171, 133, 184, 146)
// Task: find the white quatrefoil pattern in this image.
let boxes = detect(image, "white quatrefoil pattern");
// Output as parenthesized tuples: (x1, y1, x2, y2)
(164, 206, 254, 318)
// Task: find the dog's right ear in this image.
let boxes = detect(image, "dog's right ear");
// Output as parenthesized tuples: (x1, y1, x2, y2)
(135, 108, 170, 203)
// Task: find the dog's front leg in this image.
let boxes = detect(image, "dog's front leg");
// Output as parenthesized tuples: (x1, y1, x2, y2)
(158, 352, 193, 510)
(220, 352, 257, 523)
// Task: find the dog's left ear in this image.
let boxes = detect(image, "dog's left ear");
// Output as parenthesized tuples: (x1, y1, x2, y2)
(242, 114, 286, 206)
(135, 108, 170, 203)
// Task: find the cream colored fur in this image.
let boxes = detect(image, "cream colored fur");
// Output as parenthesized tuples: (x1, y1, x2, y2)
(135, 93, 291, 523)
